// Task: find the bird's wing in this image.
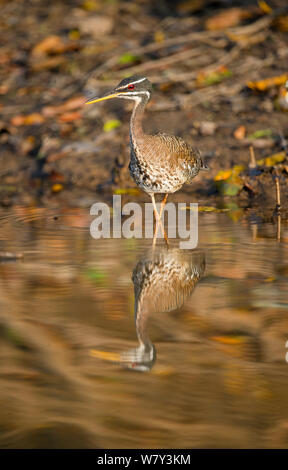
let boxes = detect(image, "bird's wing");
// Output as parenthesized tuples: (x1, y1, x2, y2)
(156, 133, 208, 169)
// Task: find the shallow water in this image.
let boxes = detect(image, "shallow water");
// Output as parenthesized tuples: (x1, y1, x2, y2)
(0, 204, 288, 448)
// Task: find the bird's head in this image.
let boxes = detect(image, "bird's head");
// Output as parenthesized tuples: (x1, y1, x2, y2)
(86, 75, 152, 105)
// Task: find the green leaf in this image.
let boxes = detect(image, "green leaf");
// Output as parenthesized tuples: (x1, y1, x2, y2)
(118, 53, 139, 65)
(103, 119, 121, 132)
(248, 129, 273, 139)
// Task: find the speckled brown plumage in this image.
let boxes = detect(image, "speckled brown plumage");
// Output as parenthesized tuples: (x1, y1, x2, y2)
(133, 248, 206, 317)
(127, 77, 207, 195)
(120, 248, 206, 371)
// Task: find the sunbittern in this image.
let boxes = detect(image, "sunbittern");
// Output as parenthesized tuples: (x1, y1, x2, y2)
(121, 248, 206, 372)
(86, 75, 208, 238)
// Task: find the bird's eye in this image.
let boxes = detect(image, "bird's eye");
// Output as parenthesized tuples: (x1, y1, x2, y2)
(128, 84, 134, 90)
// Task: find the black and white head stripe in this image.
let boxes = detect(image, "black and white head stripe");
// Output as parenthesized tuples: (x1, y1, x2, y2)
(114, 75, 152, 101)
(117, 90, 151, 101)
(116, 77, 147, 91)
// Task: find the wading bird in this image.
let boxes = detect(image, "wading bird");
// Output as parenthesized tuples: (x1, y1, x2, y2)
(86, 75, 208, 242)
(121, 248, 206, 371)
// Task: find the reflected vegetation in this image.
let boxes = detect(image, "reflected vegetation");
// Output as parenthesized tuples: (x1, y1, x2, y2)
(0, 206, 288, 448)
(121, 248, 205, 372)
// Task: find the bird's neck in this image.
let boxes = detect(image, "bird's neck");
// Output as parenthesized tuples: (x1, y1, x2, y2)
(130, 97, 147, 146)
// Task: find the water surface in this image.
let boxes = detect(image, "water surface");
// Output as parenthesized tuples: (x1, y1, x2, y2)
(0, 205, 287, 448)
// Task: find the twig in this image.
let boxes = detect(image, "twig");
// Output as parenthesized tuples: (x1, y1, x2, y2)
(111, 46, 207, 77)
(274, 169, 281, 211)
(92, 31, 224, 79)
(249, 145, 257, 168)
(228, 14, 273, 36)
(165, 45, 242, 83)
(90, 14, 273, 80)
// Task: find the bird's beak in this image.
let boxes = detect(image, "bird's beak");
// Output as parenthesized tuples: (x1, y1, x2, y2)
(86, 90, 122, 105)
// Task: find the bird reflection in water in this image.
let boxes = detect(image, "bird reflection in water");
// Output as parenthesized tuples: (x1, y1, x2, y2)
(121, 248, 206, 372)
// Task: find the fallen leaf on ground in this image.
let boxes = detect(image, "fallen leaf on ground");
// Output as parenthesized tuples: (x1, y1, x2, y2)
(205, 8, 252, 31)
(51, 184, 64, 193)
(258, 1, 273, 14)
(42, 96, 85, 117)
(248, 128, 273, 139)
(247, 74, 288, 91)
(214, 165, 244, 196)
(234, 125, 246, 140)
(11, 113, 45, 126)
(31, 35, 75, 56)
(196, 66, 232, 87)
(257, 151, 286, 167)
(154, 30, 165, 43)
(58, 111, 82, 122)
(103, 119, 121, 132)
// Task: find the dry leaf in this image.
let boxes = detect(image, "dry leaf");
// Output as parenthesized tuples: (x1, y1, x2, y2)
(58, 111, 82, 122)
(32, 35, 68, 56)
(247, 74, 288, 91)
(205, 8, 251, 31)
(214, 165, 244, 196)
(258, 0, 272, 14)
(42, 96, 85, 117)
(154, 30, 165, 43)
(196, 65, 232, 87)
(51, 184, 64, 193)
(214, 169, 232, 181)
(11, 113, 45, 126)
(257, 151, 286, 167)
(234, 125, 246, 140)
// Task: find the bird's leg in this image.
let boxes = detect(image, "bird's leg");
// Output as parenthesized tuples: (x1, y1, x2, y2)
(159, 194, 169, 220)
(154, 194, 169, 245)
(151, 194, 169, 246)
